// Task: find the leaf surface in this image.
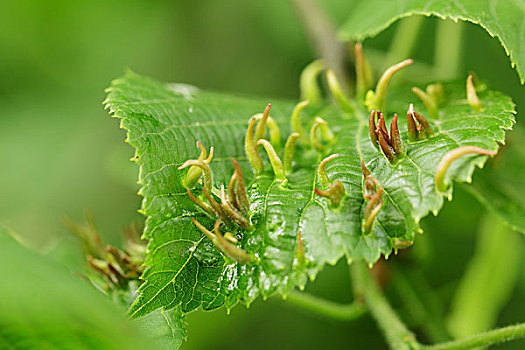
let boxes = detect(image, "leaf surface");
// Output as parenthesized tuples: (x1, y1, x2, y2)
(136, 307, 186, 349)
(112, 283, 187, 349)
(338, 0, 525, 83)
(105, 72, 514, 317)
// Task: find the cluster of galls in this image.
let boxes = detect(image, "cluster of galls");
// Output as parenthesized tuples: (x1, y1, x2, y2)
(179, 44, 495, 261)
(361, 161, 384, 233)
(363, 103, 434, 231)
(88, 244, 145, 288)
(178, 143, 254, 264)
(368, 105, 434, 163)
(361, 105, 434, 234)
(369, 110, 403, 162)
(178, 100, 345, 264)
(66, 214, 146, 289)
(406, 104, 435, 141)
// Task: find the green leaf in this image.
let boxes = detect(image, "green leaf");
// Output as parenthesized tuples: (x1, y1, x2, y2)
(105, 71, 514, 318)
(0, 224, 161, 350)
(113, 284, 187, 350)
(446, 213, 522, 338)
(137, 307, 186, 349)
(338, 0, 525, 83)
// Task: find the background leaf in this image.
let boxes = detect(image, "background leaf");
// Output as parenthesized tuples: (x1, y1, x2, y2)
(112, 284, 187, 350)
(136, 307, 186, 349)
(105, 71, 514, 318)
(464, 127, 525, 233)
(338, 0, 525, 83)
(2, 1, 525, 348)
(0, 224, 161, 350)
(445, 213, 523, 338)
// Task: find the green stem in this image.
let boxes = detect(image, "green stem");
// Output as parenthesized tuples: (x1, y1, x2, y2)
(291, 0, 351, 92)
(393, 266, 450, 343)
(350, 262, 419, 350)
(434, 20, 463, 80)
(446, 213, 522, 338)
(385, 16, 424, 69)
(420, 324, 525, 350)
(281, 290, 366, 322)
(348, 262, 525, 350)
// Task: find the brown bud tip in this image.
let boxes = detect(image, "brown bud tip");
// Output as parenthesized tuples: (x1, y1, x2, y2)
(376, 110, 390, 144)
(369, 110, 378, 147)
(264, 103, 272, 115)
(361, 160, 371, 178)
(377, 130, 395, 162)
(390, 113, 403, 155)
(314, 187, 324, 197)
(412, 109, 434, 138)
(196, 141, 207, 159)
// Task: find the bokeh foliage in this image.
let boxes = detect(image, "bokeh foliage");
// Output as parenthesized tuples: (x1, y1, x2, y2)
(1, 0, 525, 349)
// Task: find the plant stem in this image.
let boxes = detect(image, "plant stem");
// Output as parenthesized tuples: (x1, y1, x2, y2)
(446, 213, 522, 338)
(393, 266, 450, 343)
(434, 20, 463, 80)
(280, 290, 366, 321)
(350, 262, 419, 350)
(419, 324, 525, 350)
(291, 0, 351, 92)
(348, 262, 525, 350)
(385, 16, 424, 69)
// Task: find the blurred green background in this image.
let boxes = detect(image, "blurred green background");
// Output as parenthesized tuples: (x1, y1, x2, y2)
(1, 0, 524, 349)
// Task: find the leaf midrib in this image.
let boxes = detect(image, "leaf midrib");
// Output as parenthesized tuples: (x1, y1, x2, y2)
(130, 235, 206, 318)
